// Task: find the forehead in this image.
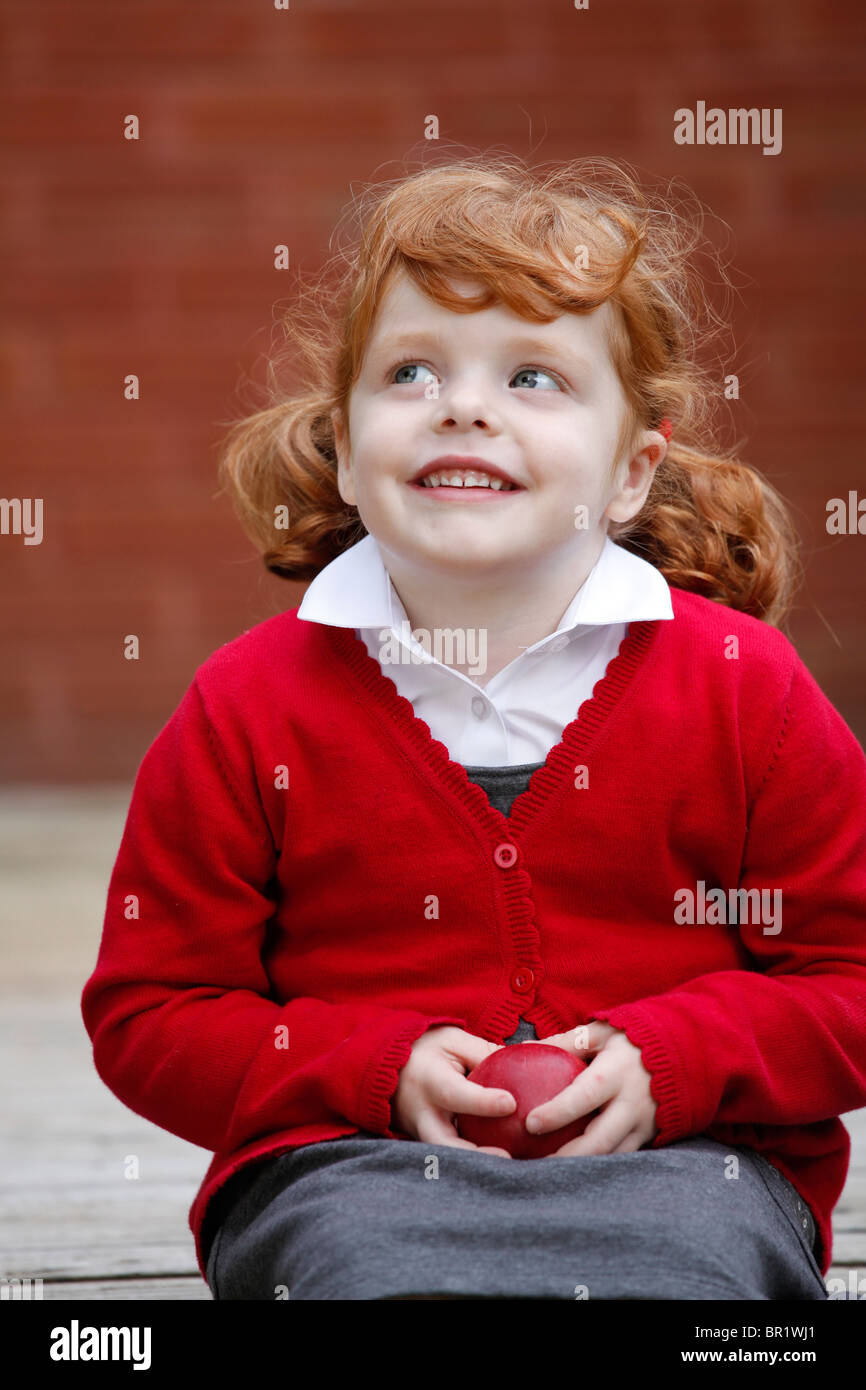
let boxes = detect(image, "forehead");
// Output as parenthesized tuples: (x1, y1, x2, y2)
(366, 266, 615, 365)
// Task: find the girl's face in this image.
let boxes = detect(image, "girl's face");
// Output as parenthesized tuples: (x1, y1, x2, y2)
(332, 266, 663, 583)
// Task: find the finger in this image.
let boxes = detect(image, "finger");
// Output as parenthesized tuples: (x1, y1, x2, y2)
(547, 1100, 638, 1157)
(448, 1035, 509, 1071)
(535, 1024, 607, 1057)
(525, 1058, 618, 1133)
(609, 1131, 645, 1155)
(544, 1127, 641, 1159)
(438, 1075, 517, 1119)
(578, 1021, 618, 1053)
(415, 1109, 512, 1157)
(415, 1109, 478, 1149)
(533, 1032, 590, 1057)
(534, 1028, 583, 1047)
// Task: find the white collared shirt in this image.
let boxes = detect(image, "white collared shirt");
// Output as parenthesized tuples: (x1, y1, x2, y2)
(296, 533, 674, 766)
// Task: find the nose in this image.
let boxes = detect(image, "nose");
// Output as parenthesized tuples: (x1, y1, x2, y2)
(431, 372, 501, 433)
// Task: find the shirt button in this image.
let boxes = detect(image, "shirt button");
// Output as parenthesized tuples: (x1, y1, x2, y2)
(471, 696, 489, 720)
(493, 842, 518, 868)
(548, 635, 569, 653)
(511, 968, 535, 993)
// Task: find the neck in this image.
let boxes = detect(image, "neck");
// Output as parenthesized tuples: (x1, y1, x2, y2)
(380, 535, 607, 686)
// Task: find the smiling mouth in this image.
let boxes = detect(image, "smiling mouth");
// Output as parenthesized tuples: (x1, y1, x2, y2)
(409, 480, 524, 499)
(409, 470, 524, 497)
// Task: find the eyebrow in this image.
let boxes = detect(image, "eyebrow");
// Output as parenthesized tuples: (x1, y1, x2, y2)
(368, 328, 594, 374)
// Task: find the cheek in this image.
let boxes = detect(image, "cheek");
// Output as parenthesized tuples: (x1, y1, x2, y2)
(352, 416, 397, 464)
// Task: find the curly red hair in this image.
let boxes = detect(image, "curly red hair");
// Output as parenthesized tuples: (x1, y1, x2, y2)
(216, 152, 801, 625)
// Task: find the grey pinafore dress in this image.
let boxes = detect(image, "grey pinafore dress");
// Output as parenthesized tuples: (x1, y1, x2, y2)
(201, 760, 827, 1301)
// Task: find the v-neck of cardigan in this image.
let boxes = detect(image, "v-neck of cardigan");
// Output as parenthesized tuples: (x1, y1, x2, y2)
(329, 617, 660, 839)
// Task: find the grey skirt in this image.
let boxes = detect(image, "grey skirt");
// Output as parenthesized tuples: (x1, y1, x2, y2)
(202, 1131, 827, 1301)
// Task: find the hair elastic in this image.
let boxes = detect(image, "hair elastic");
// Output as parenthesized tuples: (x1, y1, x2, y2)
(658, 417, 673, 441)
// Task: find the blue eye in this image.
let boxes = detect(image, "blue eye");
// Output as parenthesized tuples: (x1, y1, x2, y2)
(511, 367, 560, 390)
(393, 363, 437, 385)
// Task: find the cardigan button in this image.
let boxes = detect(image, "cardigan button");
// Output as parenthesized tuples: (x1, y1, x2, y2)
(511, 968, 535, 993)
(493, 842, 518, 868)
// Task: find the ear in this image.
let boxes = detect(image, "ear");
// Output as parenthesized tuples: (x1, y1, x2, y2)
(604, 431, 667, 524)
(330, 407, 346, 463)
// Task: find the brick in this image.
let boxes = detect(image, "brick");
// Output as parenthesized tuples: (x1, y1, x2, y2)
(2, 0, 864, 776)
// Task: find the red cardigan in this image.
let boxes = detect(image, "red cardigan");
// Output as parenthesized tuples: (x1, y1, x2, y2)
(81, 588, 866, 1280)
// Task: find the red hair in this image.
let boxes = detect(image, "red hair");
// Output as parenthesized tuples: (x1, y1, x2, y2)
(217, 152, 801, 625)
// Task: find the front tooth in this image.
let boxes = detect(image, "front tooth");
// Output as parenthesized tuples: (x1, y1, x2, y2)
(422, 470, 510, 488)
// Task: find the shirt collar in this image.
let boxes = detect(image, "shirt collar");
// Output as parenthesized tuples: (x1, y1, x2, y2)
(297, 532, 673, 634)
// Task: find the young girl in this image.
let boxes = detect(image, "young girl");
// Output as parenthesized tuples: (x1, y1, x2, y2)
(81, 153, 866, 1301)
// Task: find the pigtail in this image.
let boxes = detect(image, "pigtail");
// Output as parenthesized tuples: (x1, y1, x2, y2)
(216, 395, 365, 583)
(612, 440, 803, 627)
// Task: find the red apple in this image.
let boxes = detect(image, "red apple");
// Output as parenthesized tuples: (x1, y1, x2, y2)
(456, 1042, 598, 1159)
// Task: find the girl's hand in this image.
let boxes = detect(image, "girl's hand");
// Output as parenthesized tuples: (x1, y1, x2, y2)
(390, 1025, 517, 1157)
(526, 1021, 658, 1156)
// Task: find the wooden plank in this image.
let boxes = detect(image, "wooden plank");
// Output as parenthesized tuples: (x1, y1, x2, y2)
(2, 1244, 199, 1282)
(826, 1233, 866, 1265)
(38, 1278, 212, 1301)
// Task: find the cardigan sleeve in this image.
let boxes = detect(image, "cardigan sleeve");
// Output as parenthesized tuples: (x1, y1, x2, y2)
(80, 675, 467, 1154)
(591, 652, 866, 1147)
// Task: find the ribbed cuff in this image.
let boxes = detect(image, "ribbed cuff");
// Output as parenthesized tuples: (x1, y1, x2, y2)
(590, 1003, 693, 1145)
(361, 1014, 469, 1138)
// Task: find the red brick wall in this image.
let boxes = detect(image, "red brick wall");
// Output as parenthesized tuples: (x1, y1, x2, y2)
(2, 0, 864, 780)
